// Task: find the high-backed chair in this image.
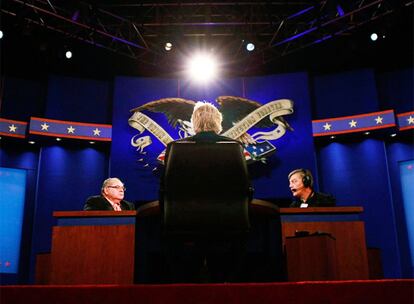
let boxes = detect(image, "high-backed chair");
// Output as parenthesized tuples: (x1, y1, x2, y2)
(161, 140, 252, 239)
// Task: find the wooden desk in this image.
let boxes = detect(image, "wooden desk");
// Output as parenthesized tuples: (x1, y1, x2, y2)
(136, 201, 369, 280)
(280, 207, 369, 280)
(50, 211, 137, 284)
(285, 234, 338, 281)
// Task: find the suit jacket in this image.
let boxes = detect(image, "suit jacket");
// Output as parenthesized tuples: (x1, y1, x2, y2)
(289, 191, 336, 208)
(83, 195, 135, 211)
(180, 131, 237, 143)
(165, 131, 240, 161)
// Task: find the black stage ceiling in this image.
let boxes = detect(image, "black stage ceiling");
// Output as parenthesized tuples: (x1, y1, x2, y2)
(1, 0, 413, 79)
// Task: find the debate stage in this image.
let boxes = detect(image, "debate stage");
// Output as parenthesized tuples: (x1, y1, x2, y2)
(4, 203, 412, 303)
(1, 279, 413, 304)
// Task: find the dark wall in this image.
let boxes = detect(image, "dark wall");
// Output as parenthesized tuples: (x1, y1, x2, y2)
(376, 68, 414, 112)
(313, 68, 414, 278)
(0, 75, 112, 283)
(1, 77, 47, 120)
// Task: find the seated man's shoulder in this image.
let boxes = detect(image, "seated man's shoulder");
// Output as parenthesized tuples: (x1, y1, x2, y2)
(122, 200, 136, 210)
(83, 195, 107, 210)
(315, 192, 336, 206)
(85, 195, 103, 202)
(289, 200, 301, 208)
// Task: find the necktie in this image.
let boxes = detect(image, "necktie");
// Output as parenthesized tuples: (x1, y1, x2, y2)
(113, 203, 122, 211)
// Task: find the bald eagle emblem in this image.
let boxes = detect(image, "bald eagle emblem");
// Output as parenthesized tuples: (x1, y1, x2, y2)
(128, 96, 294, 164)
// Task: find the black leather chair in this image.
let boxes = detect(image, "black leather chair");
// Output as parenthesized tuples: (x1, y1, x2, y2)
(161, 140, 252, 239)
(160, 140, 253, 282)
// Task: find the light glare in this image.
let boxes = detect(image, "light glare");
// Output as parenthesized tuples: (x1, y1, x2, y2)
(165, 42, 172, 51)
(187, 53, 218, 83)
(370, 33, 378, 41)
(65, 50, 72, 59)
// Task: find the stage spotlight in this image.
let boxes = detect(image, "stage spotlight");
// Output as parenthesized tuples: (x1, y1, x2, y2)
(186, 53, 218, 83)
(65, 50, 73, 59)
(364, 132, 370, 135)
(56, 138, 62, 142)
(370, 33, 378, 41)
(330, 136, 336, 139)
(390, 133, 397, 137)
(165, 42, 173, 51)
(28, 141, 35, 145)
(89, 141, 95, 145)
(0, 30, 3, 39)
(246, 42, 255, 52)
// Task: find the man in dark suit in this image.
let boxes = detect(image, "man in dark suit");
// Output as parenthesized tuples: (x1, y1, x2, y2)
(288, 169, 336, 208)
(84, 177, 135, 211)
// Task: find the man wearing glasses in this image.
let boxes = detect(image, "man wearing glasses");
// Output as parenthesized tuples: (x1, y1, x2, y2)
(83, 177, 135, 211)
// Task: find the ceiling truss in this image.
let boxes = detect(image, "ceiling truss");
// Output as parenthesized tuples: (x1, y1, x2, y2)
(2, 0, 412, 72)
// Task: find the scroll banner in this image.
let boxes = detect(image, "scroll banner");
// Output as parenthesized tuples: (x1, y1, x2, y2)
(223, 99, 294, 141)
(128, 98, 294, 156)
(129, 111, 174, 147)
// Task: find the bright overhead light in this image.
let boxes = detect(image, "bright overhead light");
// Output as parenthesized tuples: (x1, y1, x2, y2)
(390, 133, 397, 137)
(246, 42, 255, 52)
(28, 141, 35, 145)
(165, 42, 172, 51)
(0, 30, 3, 39)
(186, 53, 218, 83)
(364, 132, 370, 135)
(65, 50, 72, 59)
(370, 33, 378, 41)
(56, 138, 62, 141)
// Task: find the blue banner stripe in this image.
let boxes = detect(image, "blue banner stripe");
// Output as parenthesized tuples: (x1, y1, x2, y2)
(397, 112, 414, 130)
(29, 117, 112, 141)
(312, 110, 396, 136)
(0, 119, 27, 138)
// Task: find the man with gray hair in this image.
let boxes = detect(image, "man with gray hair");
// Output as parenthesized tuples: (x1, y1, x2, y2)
(288, 168, 335, 208)
(185, 101, 234, 142)
(83, 177, 135, 211)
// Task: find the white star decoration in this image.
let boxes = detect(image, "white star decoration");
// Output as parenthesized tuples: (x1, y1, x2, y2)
(93, 128, 101, 136)
(323, 123, 332, 131)
(41, 123, 49, 131)
(349, 120, 357, 128)
(375, 116, 383, 124)
(8, 124, 17, 132)
(407, 116, 414, 125)
(67, 126, 75, 134)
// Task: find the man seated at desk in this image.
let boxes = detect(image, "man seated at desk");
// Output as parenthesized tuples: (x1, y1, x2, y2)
(84, 177, 135, 211)
(288, 169, 335, 208)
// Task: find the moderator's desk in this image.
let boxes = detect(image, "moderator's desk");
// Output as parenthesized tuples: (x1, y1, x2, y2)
(49, 204, 368, 283)
(279, 206, 369, 280)
(138, 201, 369, 280)
(50, 211, 137, 284)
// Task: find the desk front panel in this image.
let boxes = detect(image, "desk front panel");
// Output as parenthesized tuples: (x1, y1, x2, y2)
(50, 224, 135, 284)
(282, 221, 369, 280)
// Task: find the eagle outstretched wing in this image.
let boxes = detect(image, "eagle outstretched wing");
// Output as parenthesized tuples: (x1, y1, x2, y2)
(216, 96, 276, 132)
(130, 98, 196, 128)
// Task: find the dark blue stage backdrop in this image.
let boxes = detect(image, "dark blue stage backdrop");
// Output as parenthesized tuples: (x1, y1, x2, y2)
(110, 73, 316, 203)
(313, 69, 414, 278)
(0, 69, 412, 283)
